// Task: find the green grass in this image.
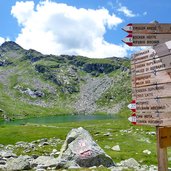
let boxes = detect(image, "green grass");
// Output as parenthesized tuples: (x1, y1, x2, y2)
(0, 108, 162, 167)
(0, 83, 73, 119)
(1, 108, 171, 170)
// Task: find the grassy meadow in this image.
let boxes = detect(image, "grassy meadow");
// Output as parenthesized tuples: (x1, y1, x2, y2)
(1, 108, 170, 169)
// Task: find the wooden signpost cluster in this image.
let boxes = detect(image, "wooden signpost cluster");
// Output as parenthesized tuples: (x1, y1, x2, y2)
(123, 22, 171, 171)
(122, 23, 171, 46)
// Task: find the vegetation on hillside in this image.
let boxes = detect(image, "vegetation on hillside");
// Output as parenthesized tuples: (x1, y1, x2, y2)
(0, 41, 131, 120)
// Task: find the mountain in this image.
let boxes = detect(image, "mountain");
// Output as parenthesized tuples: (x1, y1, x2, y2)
(0, 41, 131, 120)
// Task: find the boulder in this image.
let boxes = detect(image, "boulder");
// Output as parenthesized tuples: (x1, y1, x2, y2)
(30, 156, 58, 168)
(6, 155, 31, 171)
(57, 127, 115, 168)
(119, 158, 140, 168)
(0, 109, 4, 112)
(0, 150, 17, 158)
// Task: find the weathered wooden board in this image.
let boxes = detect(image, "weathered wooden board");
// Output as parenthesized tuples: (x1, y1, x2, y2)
(135, 98, 171, 126)
(123, 34, 171, 46)
(131, 54, 171, 75)
(122, 23, 171, 34)
(136, 98, 171, 113)
(132, 83, 171, 100)
(159, 127, 171, 148)
(131, 40, 171, 64)
(132, 68, 171, 88)
(136, 117, 171, 126)
(130, 40, 171, 127)
(136, 112, 171, 119)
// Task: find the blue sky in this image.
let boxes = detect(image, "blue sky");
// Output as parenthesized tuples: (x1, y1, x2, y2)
(0, 0, 170, 58)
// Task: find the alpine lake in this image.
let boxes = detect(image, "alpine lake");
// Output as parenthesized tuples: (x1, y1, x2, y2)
(0, 114, 115, 125)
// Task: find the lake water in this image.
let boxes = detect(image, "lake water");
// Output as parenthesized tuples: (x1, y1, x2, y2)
(0, 114, 115, 126)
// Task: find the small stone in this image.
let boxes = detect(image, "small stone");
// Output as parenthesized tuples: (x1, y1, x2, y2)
(0, 165, 6, 170)
(110, 166, 128, 171)
(147, 132, 156, 135)
(35, 168, 46, 171)
(103, 132, 112, 136)
(143, 150, 151, 155)
(0, 160, 6, 165)
(24, 149, 31, 153)
(0, 151, 17, 158)
(30, 156, 58, 168)
(6, 155, 31, 171)
(0, 144, 4, 148)
(111, 145, 120, 151)
(104, 145, 111, 149)
(120, 158, 140, 168)
(52, 149, 58, 153)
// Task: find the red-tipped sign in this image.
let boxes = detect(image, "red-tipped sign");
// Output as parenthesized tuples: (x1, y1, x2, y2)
(122, 23, 133, 33)
(122, 23, 171, 34)
(127, 100, 136, 112)
(128, 113, 136, 125)
(122, 34, 133, 46)
(122, 33, 171, 46)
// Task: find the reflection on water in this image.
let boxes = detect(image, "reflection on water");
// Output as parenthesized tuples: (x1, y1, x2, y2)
(0, 114, 115, 126)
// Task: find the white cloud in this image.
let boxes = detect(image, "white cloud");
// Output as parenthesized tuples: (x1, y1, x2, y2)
(118, 4, 136, 17)
(0, 37, 10, 45)
(11, 1, 34, 25)
(11, 0, 128, 58)
(0, 37, 5, 45)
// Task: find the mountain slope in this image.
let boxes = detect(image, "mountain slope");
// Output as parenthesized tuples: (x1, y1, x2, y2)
(0, 41, 131, 120)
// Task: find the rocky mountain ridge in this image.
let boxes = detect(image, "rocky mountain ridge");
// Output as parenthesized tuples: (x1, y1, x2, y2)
(0, 41, 131, 120)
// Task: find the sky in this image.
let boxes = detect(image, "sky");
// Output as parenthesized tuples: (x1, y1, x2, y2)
(0, 0, 170, 58)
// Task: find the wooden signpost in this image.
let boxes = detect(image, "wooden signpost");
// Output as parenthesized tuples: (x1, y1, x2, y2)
(122, 34, 171, 46)
(131, 68, 171, 88)
(124, 23, 171, 171)
(122, 23, 171, 34)
(132, 83, 171, 99)
(131, 54, 171, 75)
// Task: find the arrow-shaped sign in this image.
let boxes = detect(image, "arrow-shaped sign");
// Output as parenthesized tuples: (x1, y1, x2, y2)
(122, 34, 133, 46)
(122, 23, 171, 34)
(127, 100, 136, 112)
(122, 33, 171, 46)
(128, 113, 136, 125)
(122, 23, 133, 33)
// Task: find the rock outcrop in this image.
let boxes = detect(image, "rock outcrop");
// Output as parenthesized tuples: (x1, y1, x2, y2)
(74, 76, 113, 114)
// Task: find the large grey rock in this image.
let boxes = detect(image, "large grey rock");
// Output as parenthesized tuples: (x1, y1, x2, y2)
(57, 127, 115, 168)
(0, 150, 17, 158)
(6, 155, 31, 171)
(30, 156, 58, 169)
(119, 158, 140, 168)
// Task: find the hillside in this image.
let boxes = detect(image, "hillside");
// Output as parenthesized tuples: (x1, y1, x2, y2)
(0, 41, 131, 120)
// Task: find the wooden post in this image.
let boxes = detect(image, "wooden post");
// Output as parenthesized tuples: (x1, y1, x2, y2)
(156, 126, 168, 171)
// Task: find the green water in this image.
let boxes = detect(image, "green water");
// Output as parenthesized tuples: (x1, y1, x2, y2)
(0, 114, 115, 125)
